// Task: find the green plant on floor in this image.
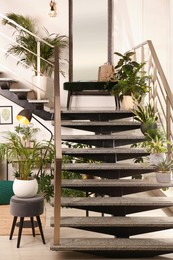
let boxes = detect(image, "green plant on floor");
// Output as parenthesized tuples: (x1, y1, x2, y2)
(2, 13, 68, 76)
(106, 51, 151, 103)
(0, 125, 55, 202)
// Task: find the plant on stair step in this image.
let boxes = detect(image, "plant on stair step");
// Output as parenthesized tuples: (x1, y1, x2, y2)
(154, 158, 173, 183)
(107, 51, 151, 106)
(131, 103, 159, 137)
(2, 13, 68, 77)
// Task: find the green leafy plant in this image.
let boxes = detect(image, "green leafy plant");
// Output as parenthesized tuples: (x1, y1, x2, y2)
(107, 51, 151, 103)
(0, 125, 54, 180)
(2, 13, 68, 76)
(154, 159, 173, 172)
(131, 103, 158, 137)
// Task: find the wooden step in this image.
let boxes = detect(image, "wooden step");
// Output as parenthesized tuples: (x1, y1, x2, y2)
(50, 238, 173, 258)
(62, 147, 149, 162)
(61, 179, 173, 196)
(60, 197, 173, 215)
(61, 110, 134, 121)
(28, 99, 49, 110)
(62, 134, 145, 147)
(54, 216, 173, 237)
(61, 120, 140, 133)
(62, 163, 155, 178)
(10, 88, 32, 100)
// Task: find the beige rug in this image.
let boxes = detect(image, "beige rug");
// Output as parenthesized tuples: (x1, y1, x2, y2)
(0, 205, 45, 236)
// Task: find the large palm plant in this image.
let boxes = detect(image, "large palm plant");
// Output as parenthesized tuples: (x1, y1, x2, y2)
(2, 13, 68, 76)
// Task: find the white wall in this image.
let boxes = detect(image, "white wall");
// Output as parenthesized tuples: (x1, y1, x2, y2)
(1, 0, 173, 108)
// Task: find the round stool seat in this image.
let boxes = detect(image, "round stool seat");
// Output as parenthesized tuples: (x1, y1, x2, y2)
(9, 195, 45, 248)
(10, 195, 44, 217)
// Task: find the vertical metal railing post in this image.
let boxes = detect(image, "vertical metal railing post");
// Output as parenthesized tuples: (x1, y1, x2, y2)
(36, 40, 41, 99)
(53, 46, 62, 245)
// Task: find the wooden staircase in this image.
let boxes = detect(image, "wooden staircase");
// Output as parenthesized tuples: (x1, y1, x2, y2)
(50, 109, 173, 258)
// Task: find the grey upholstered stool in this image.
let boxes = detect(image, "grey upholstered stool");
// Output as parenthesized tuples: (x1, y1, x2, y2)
(9, 195, 45, 248)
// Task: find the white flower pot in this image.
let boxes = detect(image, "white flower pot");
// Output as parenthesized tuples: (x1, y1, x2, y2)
(150, 153, 166, 165)
(32, 75, 47, 100)
(13, 178, 38, 198)
(120, 96, 134, 110)
(156, 171, 172, 183)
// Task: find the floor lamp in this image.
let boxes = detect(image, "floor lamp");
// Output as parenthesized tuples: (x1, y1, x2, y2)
(16, 108, 54, 177)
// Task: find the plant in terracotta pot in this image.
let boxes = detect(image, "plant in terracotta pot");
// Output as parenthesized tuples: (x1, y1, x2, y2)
(154, 159, 173, 183)
(107, 51, 151, 108)
(0, 125, 53, 198)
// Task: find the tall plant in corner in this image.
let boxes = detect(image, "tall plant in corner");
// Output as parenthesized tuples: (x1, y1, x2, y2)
(2, 13, 68, 77)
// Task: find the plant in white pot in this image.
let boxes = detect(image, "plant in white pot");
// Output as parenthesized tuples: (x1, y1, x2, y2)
(154, 159, 173, 183)
(145, 133, 168, 165)
(0, 125, 52, 198)
(2, 13, 68, 99)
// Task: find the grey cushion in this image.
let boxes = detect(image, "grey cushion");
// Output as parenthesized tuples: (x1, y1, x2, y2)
(10, 195, 44, 217)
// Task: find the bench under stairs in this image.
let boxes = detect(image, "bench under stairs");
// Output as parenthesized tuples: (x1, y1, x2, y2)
(50, 109, 173, 258)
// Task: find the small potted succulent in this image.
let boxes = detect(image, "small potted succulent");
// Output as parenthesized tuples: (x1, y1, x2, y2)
(154, 159, 173, 183)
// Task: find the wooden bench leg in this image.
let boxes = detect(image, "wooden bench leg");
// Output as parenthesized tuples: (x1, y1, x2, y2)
(17, 217, 24, 248)
(67, 91, 72, 109)
(30, 217, 35, 237)
(36, 216, 46, 244)
(9, 216, 17, 240)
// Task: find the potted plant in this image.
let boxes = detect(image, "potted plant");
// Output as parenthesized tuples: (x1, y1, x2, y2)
(145, 132, 168, 165)
(2, 13, 68, 98)
(107, 51, 151, 108)
(131, 103, 158, 136)
(0, 125, 54, 198)
(154, 159, 173, 183)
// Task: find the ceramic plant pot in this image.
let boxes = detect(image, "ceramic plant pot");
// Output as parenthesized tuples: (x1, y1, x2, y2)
(156, 171, 172, 183)
(13, 178, 38, 198)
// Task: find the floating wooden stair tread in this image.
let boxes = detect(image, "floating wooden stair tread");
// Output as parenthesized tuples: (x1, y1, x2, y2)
(0, 78, 17, 82)
(59, 216, 173, 228)
(61, 109, 134, 120)
(62, 162, 154, 171)
(9, 88, 32, 92)
(51, 216, 173, 237)
(60, 196, 173, 215)
(62, 147, 147, 154)
(62, 134, 145, 141)
(50, 238, 173, 257)
(28, 99, 49, 103)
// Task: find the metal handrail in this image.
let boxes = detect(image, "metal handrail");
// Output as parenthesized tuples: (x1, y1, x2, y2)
(131, 40, 173, 147)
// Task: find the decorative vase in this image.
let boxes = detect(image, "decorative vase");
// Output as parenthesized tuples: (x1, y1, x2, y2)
(156, 171, 172, 183)
(13, 178, 38, 198)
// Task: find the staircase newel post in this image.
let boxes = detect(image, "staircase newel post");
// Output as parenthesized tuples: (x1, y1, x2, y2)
(36, 40, 41, 99)
(53, 46, 62, 245)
